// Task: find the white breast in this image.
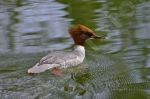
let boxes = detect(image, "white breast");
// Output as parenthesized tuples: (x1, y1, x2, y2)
(62, 45, 85, 68)
(73, 45, 85, 62)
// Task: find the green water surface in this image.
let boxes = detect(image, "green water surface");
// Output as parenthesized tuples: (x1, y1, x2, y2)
(0, 0, 150, 99)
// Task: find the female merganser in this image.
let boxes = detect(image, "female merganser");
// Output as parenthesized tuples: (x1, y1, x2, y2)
(27, 24, 103, 74)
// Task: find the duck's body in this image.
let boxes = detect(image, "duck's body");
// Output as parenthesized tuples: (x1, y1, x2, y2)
(28, 45, 85, 73)
(28, 24, 103, 74)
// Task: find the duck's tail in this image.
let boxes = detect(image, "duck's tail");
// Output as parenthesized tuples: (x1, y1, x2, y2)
(27, 63, 59, 73)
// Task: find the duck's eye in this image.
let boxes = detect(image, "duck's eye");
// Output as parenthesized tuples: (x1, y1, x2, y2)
(80, 34, 88, 39)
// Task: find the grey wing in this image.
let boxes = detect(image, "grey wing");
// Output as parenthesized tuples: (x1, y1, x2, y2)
(38, 51, 60, 65)
(39, 51, 79, 68)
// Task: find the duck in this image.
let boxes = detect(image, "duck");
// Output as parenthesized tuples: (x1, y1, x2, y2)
(27, 24, 103, 75)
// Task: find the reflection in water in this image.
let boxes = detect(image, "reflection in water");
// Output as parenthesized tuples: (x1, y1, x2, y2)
(0, 5, 10, 53)
(0, 0, 71, 53)
(0, 0, 150, 99)
(96, 0, 150, 68)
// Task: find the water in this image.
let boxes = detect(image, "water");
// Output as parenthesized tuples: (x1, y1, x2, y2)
(0, 0, 150, 99)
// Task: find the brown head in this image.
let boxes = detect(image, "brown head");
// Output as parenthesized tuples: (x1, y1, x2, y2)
(69, 24, 103, 46)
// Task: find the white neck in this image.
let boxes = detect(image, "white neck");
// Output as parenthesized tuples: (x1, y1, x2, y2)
(73, 45, 85, 58)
